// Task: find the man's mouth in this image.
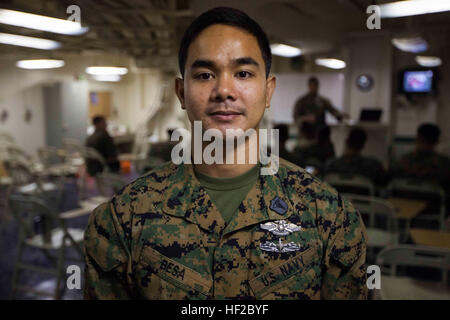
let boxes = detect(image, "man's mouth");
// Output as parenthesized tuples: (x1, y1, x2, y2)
(209, 110, 243, 121)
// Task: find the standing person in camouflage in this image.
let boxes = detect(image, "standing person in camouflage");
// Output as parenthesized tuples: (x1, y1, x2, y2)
(391, 123, 450, 190)
(293, 77, 345, 135)
(325, 127, 387, 187)
(84, 7, 368, 300)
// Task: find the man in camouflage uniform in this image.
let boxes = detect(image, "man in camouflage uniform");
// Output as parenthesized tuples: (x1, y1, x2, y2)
(84, 7, 367, 300)
(293, 77, 345, 134)
(325, 127, 387, 187)
(391, 123, 450, 190)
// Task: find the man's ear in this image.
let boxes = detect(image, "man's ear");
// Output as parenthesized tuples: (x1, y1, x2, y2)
(175, 77, 186, 109)
(265, 75, 276, 108)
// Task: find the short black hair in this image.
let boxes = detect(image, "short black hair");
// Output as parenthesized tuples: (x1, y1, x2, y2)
(417, 123, 440, 145)
(92, 116, 105, 126)
(308, 77, 319, 85)
(347, 127, 366, 150)
(178, 7, 272, 78)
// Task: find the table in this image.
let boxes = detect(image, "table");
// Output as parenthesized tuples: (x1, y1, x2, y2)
(410, 228, 450, 250)
(388, 197, 428, 220)
(0, 176, 12, 185)
(60, 196, 109, 219)
(388, 197, 429, 243)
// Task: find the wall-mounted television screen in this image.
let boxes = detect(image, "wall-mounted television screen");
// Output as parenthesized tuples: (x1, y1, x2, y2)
(399, 69, 438, 94)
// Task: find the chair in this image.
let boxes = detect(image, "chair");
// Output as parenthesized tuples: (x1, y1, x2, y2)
(343, 194, 398, 262)
(95, 172, 128, 197)
(37, 146, 81, 179)
(8, 194, 84, 299)
(388, 178, 446, 231)
(324, 173, 375, 196)
(375, 245, 450, 300)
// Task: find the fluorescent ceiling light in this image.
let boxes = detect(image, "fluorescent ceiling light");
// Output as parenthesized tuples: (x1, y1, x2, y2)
(86, 66, 128, 76)
(380, 0, 450, 18)
(315, 58, 346, 69)
(0, 32, 61, 50)
(93, 74, 122, 82)
(415, 56, 442, 67)
(270, 43, 301, 58)
(392, 37, 428, 53)
(0, 9, 88, 35)
(16, 59, 65, 69)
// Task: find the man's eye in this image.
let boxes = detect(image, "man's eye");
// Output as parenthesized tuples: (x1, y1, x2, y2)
(237, 71, 252, 79)
(196, 73, 214, 80)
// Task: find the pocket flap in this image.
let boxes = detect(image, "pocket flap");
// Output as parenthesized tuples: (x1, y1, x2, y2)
(140, 246, 212, 296)
(249, 246, 317, 298)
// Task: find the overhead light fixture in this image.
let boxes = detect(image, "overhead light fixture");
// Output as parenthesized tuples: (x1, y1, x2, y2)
(415, 56, 442, 67)
(16, 59, 65, 69)
(0, 9, 88, 35)
(92, 74, 122, 82)
(380, 0, 450, 18)
(86, 66, 128, 76)
(315, 58, 346, 69)
(270, 43, 302, 58)
(392, 37, 428, 53)
(0, 32, 61, 50)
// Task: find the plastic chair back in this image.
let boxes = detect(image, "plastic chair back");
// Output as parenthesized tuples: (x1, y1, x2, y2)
(324, 173, 375, 196)
(388, 178, 446, 229)
(376, 245, 450, 277)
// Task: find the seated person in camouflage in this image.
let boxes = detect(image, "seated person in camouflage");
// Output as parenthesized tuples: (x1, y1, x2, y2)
(295, 125, 336, 166)
(325, 127, 387, 186)
(84, 7, 367, 300)
(273, 123, 297, 164)
(391, 123, 450, 190)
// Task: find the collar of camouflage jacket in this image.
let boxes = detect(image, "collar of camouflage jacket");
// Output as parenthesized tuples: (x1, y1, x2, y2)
(162, 159, 295, 237)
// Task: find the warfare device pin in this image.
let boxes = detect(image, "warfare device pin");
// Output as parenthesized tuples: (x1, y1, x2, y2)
(260, 238, 301, 253)
(260, 220, 301, 236)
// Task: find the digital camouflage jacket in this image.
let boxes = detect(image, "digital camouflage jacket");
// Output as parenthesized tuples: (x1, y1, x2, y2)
(84, 158, 368, 300)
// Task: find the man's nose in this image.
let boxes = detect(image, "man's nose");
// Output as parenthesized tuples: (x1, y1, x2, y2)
(211, 73, 236, 102)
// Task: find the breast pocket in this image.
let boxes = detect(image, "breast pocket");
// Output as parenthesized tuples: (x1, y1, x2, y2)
(249, 244, 322, 300)
(136, 246, 212, 300)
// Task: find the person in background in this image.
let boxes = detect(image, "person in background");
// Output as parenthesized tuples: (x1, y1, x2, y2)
(273, 123, 296, 164)
(293, 77, 345, 136)
(295, 125, 336, 165)
(85, 116, 120, 176)
(391, 123, 450, 190)
(325, 127, 387, 186)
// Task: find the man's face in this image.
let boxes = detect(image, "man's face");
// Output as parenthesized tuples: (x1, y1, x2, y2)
(308, 82, 318, 95)
(176, 24, 276, 136)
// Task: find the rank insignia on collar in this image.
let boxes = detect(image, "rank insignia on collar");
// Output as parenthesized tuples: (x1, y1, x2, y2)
(260, 220, 301, 236)
(269, 197, 288, 215)
(260, 238, 301, 253)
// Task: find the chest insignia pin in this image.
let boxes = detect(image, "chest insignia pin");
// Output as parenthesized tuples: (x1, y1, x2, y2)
(260, 238, 301, 253)
(260, 220, 301, 236)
